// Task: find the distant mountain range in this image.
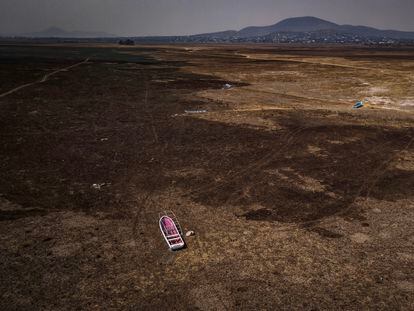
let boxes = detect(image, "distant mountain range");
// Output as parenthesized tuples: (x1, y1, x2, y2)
(192, 16, 414, 40)
(20, 27, 116, 38)
(3, 17, 414, 44)
(135, 16, 414, 44)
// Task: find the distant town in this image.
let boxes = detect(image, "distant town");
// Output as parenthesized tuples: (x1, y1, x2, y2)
(131, 32, 413, 45)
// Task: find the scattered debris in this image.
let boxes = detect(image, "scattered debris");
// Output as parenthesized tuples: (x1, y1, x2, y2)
(223, 83, 233, 89)
(184, 109, 208, 114)
(100, 138, 109, 142)
(185, 230, 195, 237)
(91, 183, 107, 190)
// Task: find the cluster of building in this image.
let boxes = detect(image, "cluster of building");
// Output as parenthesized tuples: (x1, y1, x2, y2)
(132, 32, 412, 46)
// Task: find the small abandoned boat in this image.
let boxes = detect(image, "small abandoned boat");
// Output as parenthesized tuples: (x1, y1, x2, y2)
(353, 101, 364, 109)
(159, 215, 185, 250)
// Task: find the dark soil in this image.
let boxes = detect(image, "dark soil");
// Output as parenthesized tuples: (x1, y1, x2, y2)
(0, 44, 413, 310)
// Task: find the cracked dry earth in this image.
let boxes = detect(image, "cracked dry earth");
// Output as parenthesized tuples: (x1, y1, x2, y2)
(0, 44, 413, 310)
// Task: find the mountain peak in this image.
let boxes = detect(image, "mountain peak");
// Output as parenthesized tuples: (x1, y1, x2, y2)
(272, 16, 339, 31)
(278, 16, 334, 23)
(237, 16, 340, 38)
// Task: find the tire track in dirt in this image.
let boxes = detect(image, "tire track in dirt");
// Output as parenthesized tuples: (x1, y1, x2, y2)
(188, 125, 308, 200)
(355, 133, 414, 203)
(222, 126, 308, 207)
(0, 58, 90, 99)
(303, 130, 414, 228)
(205, 122, 413, 227)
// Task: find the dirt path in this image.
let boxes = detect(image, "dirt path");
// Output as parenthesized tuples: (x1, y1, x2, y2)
(0, 58, 90, 99)
(240, 87, 350, 106)
(236, 52, 408, 74)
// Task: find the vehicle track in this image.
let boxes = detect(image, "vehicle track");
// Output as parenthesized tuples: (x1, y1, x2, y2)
(357, 133, 414, 203)
(222, 124, 328, 207)
(188, 125, 309, 200)
(302, 130, 414, 228)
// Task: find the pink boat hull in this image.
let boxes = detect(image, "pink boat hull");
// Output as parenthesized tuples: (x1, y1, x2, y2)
(159, 216, 185, 250)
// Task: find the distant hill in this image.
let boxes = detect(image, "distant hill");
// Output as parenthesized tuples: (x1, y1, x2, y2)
(191, 16, 414, 41)
(22, 27, 116, 38)
(236, 16, 338, 38)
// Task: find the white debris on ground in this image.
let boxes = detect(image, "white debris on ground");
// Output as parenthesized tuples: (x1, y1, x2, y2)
(223, 83, 233, 89)
(91, 183, 108, 190)
(184, 110, 208, 114)
(185, 231, 195, 237)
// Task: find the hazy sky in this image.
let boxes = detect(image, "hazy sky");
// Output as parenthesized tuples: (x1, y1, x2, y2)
(1, 0, 414, 36)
